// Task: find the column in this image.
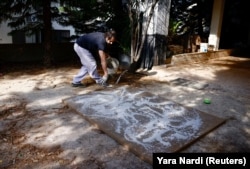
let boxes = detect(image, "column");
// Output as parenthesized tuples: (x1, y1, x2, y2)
(208, 0, 225, 50)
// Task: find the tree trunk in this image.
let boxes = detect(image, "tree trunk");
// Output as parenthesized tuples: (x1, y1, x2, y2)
(129, 0, 171, 72)
(43, 0, 52, 67)
(133, 0, 158, 62)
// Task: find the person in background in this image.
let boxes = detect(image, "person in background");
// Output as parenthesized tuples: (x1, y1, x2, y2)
(72, 29, 116, 88)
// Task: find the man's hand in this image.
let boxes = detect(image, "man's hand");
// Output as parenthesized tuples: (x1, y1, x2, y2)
(102, 74, 109, 82)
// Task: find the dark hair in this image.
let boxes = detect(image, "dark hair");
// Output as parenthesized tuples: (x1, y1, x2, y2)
(105, 29, 116, 40)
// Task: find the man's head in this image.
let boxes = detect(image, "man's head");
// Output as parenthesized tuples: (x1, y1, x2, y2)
(105, 29, 116, 44)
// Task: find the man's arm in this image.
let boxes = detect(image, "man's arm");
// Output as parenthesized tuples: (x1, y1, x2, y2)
(98, 50, 108, 77)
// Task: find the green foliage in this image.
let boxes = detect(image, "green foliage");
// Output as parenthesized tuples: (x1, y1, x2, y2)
(58, 0, 115, 35)
(0, 0, 118, 36)
(0, 0, 47, 35)
(167, 19, 182, 44)
(0, 0, 131, 66)
(169, 0, 213, 43)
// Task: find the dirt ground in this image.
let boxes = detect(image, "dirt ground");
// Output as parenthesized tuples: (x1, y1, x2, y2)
(0, 62, 153, 169)
(0, 55, 250, 169)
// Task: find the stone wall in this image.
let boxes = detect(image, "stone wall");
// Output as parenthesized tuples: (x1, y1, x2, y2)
(0, 43, 76, 63)
(168, 49, 233, 65)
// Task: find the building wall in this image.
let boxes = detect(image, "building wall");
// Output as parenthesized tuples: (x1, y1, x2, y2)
(0, 20, 75, 44)
(0, 21, 13, 44)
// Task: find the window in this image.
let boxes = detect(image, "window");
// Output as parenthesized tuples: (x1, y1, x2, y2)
(52, 30, 70, 43)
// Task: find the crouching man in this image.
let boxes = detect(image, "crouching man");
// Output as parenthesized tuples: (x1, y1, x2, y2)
(72, 29, 116, 88)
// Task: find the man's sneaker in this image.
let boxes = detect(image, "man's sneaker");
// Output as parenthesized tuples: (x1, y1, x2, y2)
(71, 83, 86, 88)
(98, 81, 113, 88)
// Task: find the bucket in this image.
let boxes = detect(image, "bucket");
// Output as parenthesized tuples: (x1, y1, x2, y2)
(107, 57, 119, 75)
(200, 43, 208, 52)
(118, 53, 131, 70)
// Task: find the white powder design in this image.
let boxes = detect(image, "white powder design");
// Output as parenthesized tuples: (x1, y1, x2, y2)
(74, 86, 202, 151)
